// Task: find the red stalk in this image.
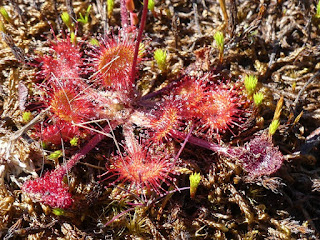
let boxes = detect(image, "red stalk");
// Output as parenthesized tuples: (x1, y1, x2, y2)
(56, 121, 119, 176)
(130, 0, 148, 84)
(171, 131, 232, 157)
(120, 0, 129, 28)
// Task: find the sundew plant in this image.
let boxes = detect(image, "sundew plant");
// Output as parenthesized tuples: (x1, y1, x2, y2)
(20, 1, 283, 208)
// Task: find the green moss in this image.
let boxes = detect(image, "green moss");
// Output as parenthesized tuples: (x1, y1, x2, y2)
(52, 208, 65, 216)
(154, 49, 167, 72)
(148, 0, 155, 12)
(61, 12, 73, 29)
(48, 150, 63, 160)
(317, 1, 320, 18)
(0, 7, 11, 23)
(214, 31, 224, 52)
(107, 0, 114, 18)
(189, 172, 201, 199)
(244, 75, 258, 96)
(269, 119, 280, 136)
(22, 111, 32, 123)
(77, 5, 91, 24)
(253, 92, 264, 106)
(70, 137, 79, 146)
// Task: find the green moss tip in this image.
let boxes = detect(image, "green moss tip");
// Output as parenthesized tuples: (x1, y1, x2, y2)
(70, 31, 76, 44)
(269, 119, 280, 136)
(214, 31, 224, 51)
(148, 0, 155, 12)
(0, 20, 5, 32)
(253, 92, 264, 106)
(90, 38, 100, 46)
(107, 0, 114, 18)
(154, 49, 167, 72)
(77, 5, 91, 24)
(0, 7, 11, 23)
(317, 1, 320, 17)
(244, 75, 258, 96)
(22, 111, 32, 123)
(48, 150, 63, 160)
(61, 12, 73, 29)
(52, 208, 65, 216)
(189, 172, 201, 199)
(70, 137, 79, 146)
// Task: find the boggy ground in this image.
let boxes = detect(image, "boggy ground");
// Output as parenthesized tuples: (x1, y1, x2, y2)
(0, 0, 320, 239)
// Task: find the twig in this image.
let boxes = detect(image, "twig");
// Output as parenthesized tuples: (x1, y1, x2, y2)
(300, 126, 320, 154)
(193, 0, 202, 35)
(65, 0, 76, 21)
(1, 32, 27, 64)
(293, 70, 320, 114)
(218, 0, 228, 28)
(79, 162, 105, 170)
(10, 107, 50, 142)
(229, 0, 238, 37)
(9, 0, 26, 23)
(170, 6, 179, 49)
(96, 0, 108, 35)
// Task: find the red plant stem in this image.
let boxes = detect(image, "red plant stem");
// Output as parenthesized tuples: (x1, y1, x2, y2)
(56, 121, 118, 177)
(130, 0, 149, 84)
(120, 0, 129, 28)
(105, 207, 136, 226)
(171, 131, 233, 158)
(173, 125, 194, 162)
(139, 76, 183, 101)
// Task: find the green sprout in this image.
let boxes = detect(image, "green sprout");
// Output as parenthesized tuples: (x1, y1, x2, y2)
(70, 31, 76, 44)
(269, 119, 280, 136)
(214, 31, 224, 50)
(0, 20, 4, 32)
(77, 5, 91, 24)
(148, 0, 155, 12)
(214, 31, 224, 62)
(244, 75, 258, 96)
(52, 208, 65, 216)
(253, 92, 264, 106)
(189, 172, 201, 199)
(139, 43, 146, 57)
(70, 137, 79, 146)
(41, 142, 48, 149)
(48, 150, 63, 160)
(154, 49, 167, 72)
(292, 81, 296, 92)
(0, 7, 11, 23)
(90, 38, 100, 46)
(61, 12, 73, 30)
(107, 0, 114, 19)
(22, 111, 32, 123)
(317, 1, 320, 18)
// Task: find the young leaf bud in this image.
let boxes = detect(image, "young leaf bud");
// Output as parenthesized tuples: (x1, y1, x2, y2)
(244, 75, 258, 96)
(107, 0, 114, 18)
(154, 49, 167, 72)
(269, 119, 280, 136)
(189, 172, 201, 199)
(253, 92, 264, 106)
